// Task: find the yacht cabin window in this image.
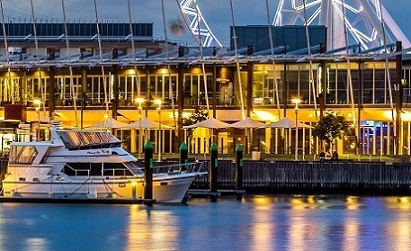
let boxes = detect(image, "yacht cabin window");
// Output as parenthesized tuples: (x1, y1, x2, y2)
(9, 146, 37, 164)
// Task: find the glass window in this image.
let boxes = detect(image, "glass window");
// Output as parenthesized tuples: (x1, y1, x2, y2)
(9, 146, 37, 164)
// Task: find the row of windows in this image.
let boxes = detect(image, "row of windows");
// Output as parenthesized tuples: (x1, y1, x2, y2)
(63, 162, 134, 177)
(0, 63, 407, 108)
(1, 23, 153, 37)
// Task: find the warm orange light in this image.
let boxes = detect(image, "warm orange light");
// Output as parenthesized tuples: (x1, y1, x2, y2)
(33, 99, 41, 106)
(291, 98, 301, 104)
(135, 98, 145, 112)
(135, 97, 145, 105)
(154, 99, 162, 105)
(154, 99, 161, 108)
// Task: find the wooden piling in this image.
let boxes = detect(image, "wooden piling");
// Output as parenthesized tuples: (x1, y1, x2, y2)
(144, 140, 154, 205)
(209, 143, 218, 202)
(179, 142, 188, 171)
(235, 144, 244, 200)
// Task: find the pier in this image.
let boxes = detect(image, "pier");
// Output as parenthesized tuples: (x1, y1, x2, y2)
(3, 157, 411, 202)
(188, 159, 411, 196)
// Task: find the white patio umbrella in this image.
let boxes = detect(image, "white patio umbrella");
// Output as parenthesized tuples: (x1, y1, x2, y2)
(125, 117, 171, 129)
(266, 117, 311, 155)
(266, 117, 311, 129)
(228, 117, 266, 129)
(124, 117, 172, 159)
(86, 117, 128, 129)
(184, 117, 230, 144)
(228, 117, 266, 153)
(184, 117, 230, 129)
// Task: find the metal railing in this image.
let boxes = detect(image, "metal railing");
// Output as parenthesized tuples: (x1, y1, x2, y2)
(190, 160, 411, 194)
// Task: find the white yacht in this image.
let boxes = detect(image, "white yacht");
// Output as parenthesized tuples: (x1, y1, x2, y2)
(1, 127, 206, 203)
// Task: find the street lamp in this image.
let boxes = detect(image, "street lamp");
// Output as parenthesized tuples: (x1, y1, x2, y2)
(33, 99, 41, 141)
(135, 97, 145, 159)
(154, 99, 162, 161)
(292, 98, 301, 161)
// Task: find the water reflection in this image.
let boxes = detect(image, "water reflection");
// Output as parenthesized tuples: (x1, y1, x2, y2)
(342, 210, 360, 251)
(0, 196, 411, 250)
(25, 238, 48, 251)
(386, 218, 410, 251)
(126, 204, 180, 250)
(249, 196, 275, 250)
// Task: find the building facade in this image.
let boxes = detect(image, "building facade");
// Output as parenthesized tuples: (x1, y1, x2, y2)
(0, 22, 409, 157)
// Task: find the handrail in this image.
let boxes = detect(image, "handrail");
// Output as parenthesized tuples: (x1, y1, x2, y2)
(138, 161, 208, 175)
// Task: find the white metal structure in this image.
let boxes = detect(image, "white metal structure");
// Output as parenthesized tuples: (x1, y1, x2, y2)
(273, 0, 411, 51)
(178, 0, 222, 47)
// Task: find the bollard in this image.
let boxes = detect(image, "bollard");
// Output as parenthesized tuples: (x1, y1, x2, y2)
(179, 142, 188, 171)
(144, 140, 154, 204)
(235, 144, 244, 201)
(209, 143, 218, 202)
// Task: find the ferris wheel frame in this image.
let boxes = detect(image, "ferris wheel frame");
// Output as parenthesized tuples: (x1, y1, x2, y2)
(273, 0, 411, 51)
(178, 0, 222, 48)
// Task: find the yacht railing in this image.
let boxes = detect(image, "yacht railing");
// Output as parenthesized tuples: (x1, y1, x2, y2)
(149, 161, 208, 175)
(62, 161, 207, 178)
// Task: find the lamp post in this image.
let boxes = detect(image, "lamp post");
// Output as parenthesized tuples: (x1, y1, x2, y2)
(292, 98, 301, 160)
(33, 99, 41, 141)
(135, 97, 145, 159)
(154, 99, 162, 161)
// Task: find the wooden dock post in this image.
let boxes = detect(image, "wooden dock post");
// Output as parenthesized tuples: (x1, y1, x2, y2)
(209, 143, 218, 202)
(144, 140, 154, 205)
(235, 144, 244, 200)
(179, 142, 188, 171)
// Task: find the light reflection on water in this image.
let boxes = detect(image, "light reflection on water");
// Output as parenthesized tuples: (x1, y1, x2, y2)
(0, 195, 411, 250)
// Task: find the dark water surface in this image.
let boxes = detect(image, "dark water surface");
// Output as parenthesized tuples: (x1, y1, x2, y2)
(1, 195, 411, 251)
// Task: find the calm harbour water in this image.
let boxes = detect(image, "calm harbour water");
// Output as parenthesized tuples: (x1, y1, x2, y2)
(1, 195, 411, 251)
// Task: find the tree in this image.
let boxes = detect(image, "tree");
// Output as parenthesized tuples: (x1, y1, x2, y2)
(312, 112, 351, 151)
(180, 105, 209, 136)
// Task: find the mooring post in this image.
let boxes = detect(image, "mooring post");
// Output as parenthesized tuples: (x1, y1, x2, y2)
(179, 142, 188, 171)
(235, 144, 244, 200)
(144, 140, 154, 205)
(209, 143, 218, 202)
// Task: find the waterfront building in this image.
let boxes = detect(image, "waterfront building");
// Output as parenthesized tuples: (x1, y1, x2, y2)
(0, 22, 409, 157)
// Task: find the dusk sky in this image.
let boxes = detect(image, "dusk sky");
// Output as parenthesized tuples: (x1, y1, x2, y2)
(8, 0, 411, 47)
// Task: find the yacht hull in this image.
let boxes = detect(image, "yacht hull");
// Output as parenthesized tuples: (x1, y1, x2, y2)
(2, 173, 198, 203)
